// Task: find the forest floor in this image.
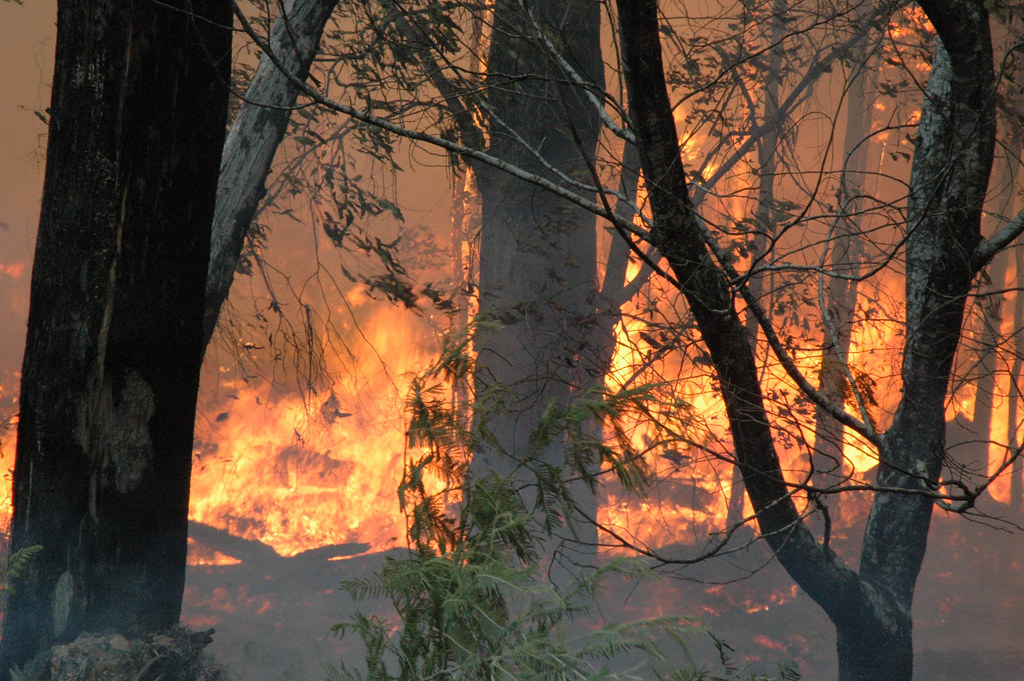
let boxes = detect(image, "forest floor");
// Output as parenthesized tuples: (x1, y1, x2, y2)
(182, 508, 1024, 681)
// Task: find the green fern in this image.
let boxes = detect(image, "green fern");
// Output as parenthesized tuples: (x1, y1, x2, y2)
(3, 544, 43, 596)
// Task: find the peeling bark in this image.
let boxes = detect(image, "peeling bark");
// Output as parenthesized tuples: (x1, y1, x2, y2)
(204, 0, 339, 347)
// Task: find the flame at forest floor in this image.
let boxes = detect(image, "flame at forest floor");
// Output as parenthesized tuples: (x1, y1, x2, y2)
(189, 386, 408, 558)
(188, 297, 447, 559)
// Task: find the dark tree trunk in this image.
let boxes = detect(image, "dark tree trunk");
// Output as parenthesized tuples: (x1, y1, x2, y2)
(0, 0, 231, 674)
(615, 0, 995, 680)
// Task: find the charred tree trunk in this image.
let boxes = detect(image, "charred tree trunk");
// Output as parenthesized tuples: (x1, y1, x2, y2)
(0, 0, 231, 674)
(471, 0, 602, 555)
(616, 0, 995, 679)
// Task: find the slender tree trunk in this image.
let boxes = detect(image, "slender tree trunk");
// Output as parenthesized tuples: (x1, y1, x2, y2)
(730, 0, 785, 529)
(587, 141, 645, 401)
(204, 0, 339, 346)
(961, 249, 1010, 470)
(812, 52, 876, 510)
(0, 0, 231, 674)
(616, 1, 995, 679)
(586, 143, 644, 399)
(1005, 154, 1024, 514)
(960, 138, 1021, 482)
(1009, 250, 1024, 515)
(447, 10, 485, 430)
(449, 167, 479, 422)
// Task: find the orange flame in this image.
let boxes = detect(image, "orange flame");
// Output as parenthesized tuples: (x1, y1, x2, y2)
(189, 305, 443, 558)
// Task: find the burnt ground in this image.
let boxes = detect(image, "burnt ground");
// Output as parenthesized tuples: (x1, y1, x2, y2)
(182, 512, 1024, 681)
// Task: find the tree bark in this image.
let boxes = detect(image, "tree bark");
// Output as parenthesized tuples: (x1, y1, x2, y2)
(861, 0, 995, 606)
(471, 0, 603, 549)
(615, 0, 995, 679)
(956, 246, 1009, 474)
(813, 53, 876, 503)
(204, 0, 339, 347)
(953, 134, 1021, 481)
(0, 0, 231, 674)
(730, 0, 786, 529)
(1009, 249, 1024, 515)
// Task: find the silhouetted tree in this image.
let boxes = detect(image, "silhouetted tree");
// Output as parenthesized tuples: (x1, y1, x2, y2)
(616, 0, 1013, 678)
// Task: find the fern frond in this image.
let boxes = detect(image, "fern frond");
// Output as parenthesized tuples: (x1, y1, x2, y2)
(3, 544, 43, 595)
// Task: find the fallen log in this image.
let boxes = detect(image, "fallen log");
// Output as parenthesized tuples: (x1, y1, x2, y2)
(187, 521, 370, 566)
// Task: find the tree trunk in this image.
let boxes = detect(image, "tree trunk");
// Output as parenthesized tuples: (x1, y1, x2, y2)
(205, 0, 339, 346)
(730, 0, 786, 529)
(0, 0, 231, 674)
(471, 0, 602, 547)
(955, 135, 1021, 481)
(835, 621, 912, 681)
(813, 54, 875, 503)
(957, 247, 1009, 473)
(1010, 250, 1024, 516)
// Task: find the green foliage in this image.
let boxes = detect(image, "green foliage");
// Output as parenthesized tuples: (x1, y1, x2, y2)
(229, 0, 471, 324)
(329, 322, 800, 681)
(2, 545, 42, 596)
(330, 477, 708, 681)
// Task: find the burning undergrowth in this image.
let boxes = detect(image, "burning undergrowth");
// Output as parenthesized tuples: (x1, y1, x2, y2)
(174, 306, 1024, 681)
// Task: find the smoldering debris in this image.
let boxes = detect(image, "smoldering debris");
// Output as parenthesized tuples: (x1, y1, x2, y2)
(11, 627, 225, 681)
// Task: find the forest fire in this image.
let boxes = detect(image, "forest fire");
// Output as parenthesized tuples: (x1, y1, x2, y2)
(2, 0, 1024, 680)
(188, 302, 449, 561)
(190, 384, 406, 559)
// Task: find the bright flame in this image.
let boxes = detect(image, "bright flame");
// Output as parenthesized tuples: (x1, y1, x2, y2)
(189, 305, 443, 559)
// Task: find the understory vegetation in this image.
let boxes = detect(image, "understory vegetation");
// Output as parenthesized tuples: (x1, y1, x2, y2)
(328, 327, 802, 681)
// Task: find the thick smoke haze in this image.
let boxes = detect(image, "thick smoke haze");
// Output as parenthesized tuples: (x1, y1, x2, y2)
(0, 2, 51, 433)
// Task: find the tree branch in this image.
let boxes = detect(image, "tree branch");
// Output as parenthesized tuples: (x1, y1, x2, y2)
(974, 206, 1024, 272)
